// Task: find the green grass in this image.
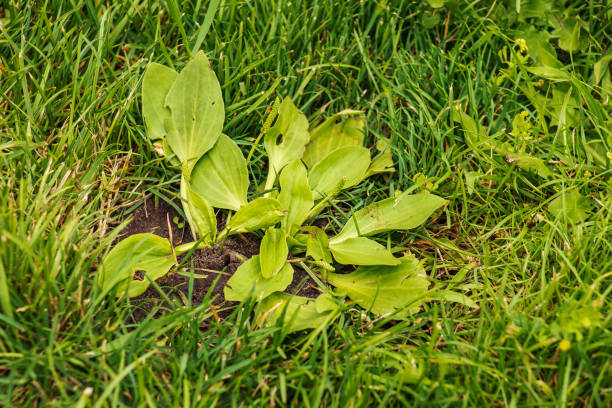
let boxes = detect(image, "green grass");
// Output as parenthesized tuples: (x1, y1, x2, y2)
(1, 0, 611, 406)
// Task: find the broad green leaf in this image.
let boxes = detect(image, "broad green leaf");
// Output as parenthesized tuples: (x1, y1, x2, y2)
(264, 97, 310, 175)
(593, 55, 612, 85)
(182, 178, 216, 244)
(308, 146, 370, 200)
(287, 233, 310, 252)
(165, 51, 224, 172)
(517, 0, 552, 19)
(331, 192, 448, 243)
(227, 197, 284, 234)
(224, 256, 293, 301)
(464, 170, 482, 195)
(306, 227, 333, 269)
(428, 290, 479, 309)
(303, 115, 365, 168)
(142, 63, 177, 141)
(327, 254, 429, 317)
(99, 233, 176, 297)
(379, 350, 424, 384)
(366, 138, 395, 177)
(505, 151, 552, 178)
(554, 17, 583, 52)
(527, 66, 570, 82)
(427, 0, 446, 8)
(519, 26, 561, 68)
(329, 237, 400, 266)
(260, 228, 288, 279)
(259, 293, 339, 332)
(278, 159, 313, 232)
(549, 190, 591, 224)
(421, 12, 441, 29)
(190, 134, 248, 211)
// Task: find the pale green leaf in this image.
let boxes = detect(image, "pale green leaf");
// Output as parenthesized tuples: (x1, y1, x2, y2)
(308, 146, 370, 200)
(421, 13, 441, 29)
(366, 138, 395, 177)
(180, 175, 197, 240)
(182, 178, 216, 244)
(287, 233, 310, 251)
(594, 55, 612, 85)
(526, 66, 570, 82)
(259, 293, 339, 332)
(99, 233, 176, 297)
(227, 197, 284, 234)
(427, 0, 446, 8)
(224, 256, 293, 301)
(142, 63, 177, 141)
(328, 254, 429, 317)
(260, 228, 288, 279)
(264, 97, 310, 175)
(555, 17, 583, 52)
(518, 0, 552, 19)
(331, 192, 448, 243)
(505, 151, 552, 178)
(464, 170, 482, 195)
(303, 115, 365, 168)
(428, 289, 479, 309)
(190, 134, 248, 211)
(549, 190, 591, 224)
(278, 159, 313, 232)
(306, 227, 334, 269)
(382, 350, 424, 384)
(329, 237, 400, 266)
(519, 26, 561, 68)
(165, 51, 224, 172)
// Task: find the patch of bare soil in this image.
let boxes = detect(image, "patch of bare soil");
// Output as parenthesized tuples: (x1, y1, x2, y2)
(119, 196, 320, 321)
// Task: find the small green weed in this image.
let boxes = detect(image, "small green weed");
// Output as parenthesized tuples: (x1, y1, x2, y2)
(98, 52, 466, 331)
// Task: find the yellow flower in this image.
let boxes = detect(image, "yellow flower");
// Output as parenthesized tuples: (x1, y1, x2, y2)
(516, 38, 528, 54)
(520, 110, 528, 118)
(558, 339, 571, 351)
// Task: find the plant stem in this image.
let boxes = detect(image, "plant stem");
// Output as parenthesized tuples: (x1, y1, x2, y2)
(215, 212, 233, 252)
(246, 97, 280, 165)
(217, 231, 230, 254)
(263, 168, 276, 197)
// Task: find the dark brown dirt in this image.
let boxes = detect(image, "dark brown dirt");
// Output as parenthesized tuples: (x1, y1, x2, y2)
(119, 196, 320, 321)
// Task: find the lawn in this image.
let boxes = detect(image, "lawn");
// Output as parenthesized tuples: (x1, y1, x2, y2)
(1, 0, 611, 406)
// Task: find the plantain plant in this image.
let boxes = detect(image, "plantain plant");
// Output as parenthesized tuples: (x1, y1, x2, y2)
(98, 51, 454, 332)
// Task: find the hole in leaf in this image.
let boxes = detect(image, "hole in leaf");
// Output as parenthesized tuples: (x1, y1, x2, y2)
(275, 133, 284, 146)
